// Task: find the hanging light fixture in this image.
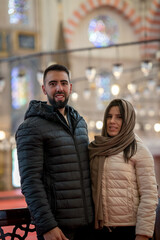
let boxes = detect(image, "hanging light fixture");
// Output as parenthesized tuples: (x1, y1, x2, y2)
(140, 0, 152, 77)
(156, 84, 160, 95)
(85, 49, 96, 82)
(0, 130, 6, 141)
(17, 70, 26, 81)
(88, 120, 95, 129)
(127, 83, 137, 94)
(83, 88, 91, 100)
(154, 123, 160, 132)
(111, 84, 120, 96)
(0, 77, 5, 92)
(112, 44, 123, 80)
(112, 63, 123, 80)
(147, 79, 156, 91)
(141, 60, 152, 77)
(37, 70, 44, 86)
(85, 66, 96, 82)
(71, 91, 78, 102)
(96, 120, 103, 130)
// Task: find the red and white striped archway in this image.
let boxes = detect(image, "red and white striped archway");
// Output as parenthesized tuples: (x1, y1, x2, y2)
(143, 0, 160, 56)
(64, 0, 160, 57)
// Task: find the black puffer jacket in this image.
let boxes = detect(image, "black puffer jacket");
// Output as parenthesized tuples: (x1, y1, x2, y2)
(16, 100, 94, 236)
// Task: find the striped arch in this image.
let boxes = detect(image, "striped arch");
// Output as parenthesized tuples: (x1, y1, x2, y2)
(64, 0, 141, 44)
(143, 0, 160, 56)
(64, 0, 160, 57)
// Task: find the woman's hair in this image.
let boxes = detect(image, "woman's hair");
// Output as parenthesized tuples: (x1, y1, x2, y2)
(103, 99, 137, 162)
(104, 99, 125, 127)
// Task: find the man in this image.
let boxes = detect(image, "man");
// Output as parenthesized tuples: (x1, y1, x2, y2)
(16, 64, 94, 240)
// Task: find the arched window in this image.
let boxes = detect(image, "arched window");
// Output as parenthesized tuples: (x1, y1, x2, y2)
(88, 15, 119, 47)
(11, 66, 33, 109)
(8, 0, 28, 24)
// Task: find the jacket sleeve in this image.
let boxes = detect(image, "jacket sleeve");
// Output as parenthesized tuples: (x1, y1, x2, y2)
(135, 142, 158, 238)
(15, 120, 58, 236)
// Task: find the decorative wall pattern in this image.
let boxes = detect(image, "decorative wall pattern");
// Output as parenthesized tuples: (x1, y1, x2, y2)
(64, 0, 160, 57)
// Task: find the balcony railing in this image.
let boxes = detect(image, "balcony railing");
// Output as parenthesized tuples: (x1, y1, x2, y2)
(0, 208, 36, 239)
(0, 207, 157, 239)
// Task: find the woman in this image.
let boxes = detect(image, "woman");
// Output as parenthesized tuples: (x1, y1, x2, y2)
(153, 156, 160, 240)
(89, 99, 158, 240)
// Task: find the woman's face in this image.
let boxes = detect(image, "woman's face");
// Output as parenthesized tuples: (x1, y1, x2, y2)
(106, 106, 123, 137)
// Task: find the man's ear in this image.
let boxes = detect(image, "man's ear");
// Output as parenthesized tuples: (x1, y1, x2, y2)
(42, 85, 47, 95)
(70, 83, 72, 94)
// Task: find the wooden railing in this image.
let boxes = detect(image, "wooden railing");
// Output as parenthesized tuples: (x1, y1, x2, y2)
(0, 208, 36, 239)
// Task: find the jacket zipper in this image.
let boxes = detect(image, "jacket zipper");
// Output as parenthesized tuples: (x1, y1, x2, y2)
(72, 117, 89, 224)
(56, 114, 89, 224)
(72, 133, 89, 224)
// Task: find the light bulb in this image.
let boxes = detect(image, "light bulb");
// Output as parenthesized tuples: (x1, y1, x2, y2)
(71, 92, 78, 102)
(37, 70, 44, 86)
(127, 83, 137, 94)
(0, 131, 6, 141)
(0, 77, 5, 92)
(85, 67, 96, 82)
(154, 123, 160, 132)
(141, 60, 152, 77)
(96, 121, 103, 130)
(112, 63, 123, 80)
(111, 84, 120, 96)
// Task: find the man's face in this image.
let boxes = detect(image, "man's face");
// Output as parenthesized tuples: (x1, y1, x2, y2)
(42, 70, 72, 109)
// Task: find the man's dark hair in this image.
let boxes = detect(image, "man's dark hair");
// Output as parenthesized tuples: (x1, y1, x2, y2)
(43, 64, 70, 84)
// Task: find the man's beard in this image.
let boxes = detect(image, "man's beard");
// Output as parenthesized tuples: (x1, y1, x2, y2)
(47, 93, 69, 109)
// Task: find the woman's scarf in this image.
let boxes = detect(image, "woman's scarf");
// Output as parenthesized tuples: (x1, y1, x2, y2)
(89, 99, 136, 159)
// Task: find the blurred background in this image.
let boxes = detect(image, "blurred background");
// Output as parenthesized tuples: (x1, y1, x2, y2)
(0, 0, 160, 196)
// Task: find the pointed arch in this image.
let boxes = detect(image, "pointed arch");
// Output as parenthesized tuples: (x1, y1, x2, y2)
(64, 0, 160, 57)
(64, 0, 141, 44)
(142, 0, 160, 56)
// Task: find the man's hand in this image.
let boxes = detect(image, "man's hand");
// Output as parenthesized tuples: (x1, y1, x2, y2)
(43, 227, 69, 240)
(135, 235, 149, 240)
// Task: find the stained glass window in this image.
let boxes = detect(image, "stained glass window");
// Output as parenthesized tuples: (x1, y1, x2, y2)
(12, 148, 20, 188)
(88, 15, 119, 47)
(11, 66, 33, 109)
(8, 0, 28, 24)
(96, 72, 111, 101)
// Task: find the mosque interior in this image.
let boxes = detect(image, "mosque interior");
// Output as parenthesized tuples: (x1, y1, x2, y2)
(0, 0, 160, 191)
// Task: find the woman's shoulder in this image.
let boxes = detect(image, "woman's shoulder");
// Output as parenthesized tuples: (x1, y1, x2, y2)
(136, 136, 151, 153)
(133, 136, 154, 163)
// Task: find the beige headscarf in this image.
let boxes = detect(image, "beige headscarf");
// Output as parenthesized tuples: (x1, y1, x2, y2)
(89, 98, 136, 159)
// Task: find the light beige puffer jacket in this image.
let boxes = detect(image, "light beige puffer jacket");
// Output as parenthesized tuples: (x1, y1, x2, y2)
(90, 139, 158, 238)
